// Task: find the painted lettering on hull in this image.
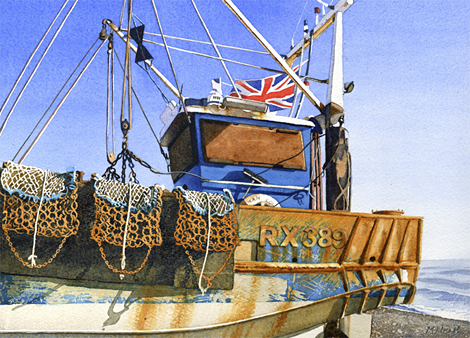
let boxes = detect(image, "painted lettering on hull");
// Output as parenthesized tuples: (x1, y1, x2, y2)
(259, 225, 347, 249)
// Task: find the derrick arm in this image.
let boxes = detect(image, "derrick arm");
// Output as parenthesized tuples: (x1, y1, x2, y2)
(285, 0, 354, 67)
(221, 0, 323, 112)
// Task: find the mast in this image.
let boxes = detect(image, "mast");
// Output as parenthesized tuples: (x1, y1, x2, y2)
(221, 0, 323, 112)
(324, 10, 352, 211)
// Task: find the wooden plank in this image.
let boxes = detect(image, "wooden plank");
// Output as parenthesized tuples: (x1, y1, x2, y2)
(201, 120, 306, 169)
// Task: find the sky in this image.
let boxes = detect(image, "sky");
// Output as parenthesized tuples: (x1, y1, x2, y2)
(0, 0, 468, 261)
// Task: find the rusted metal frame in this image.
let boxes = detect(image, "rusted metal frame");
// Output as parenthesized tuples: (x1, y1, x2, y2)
(376, 287, 388, 308)
(417, 219, 423, 264)
(234, 261, 419, 274)
(396, 219, 412, 263)
(357, 289, 370, 314)
(378, 217, 397, 264)
(377, 270, 386, 284)
(405, 283, 417, 304)
(359, 217, 380, 265)
(221, 0, 323, 112)
(18, 38, 109, 164)
(358, 270, 368, 288)
(338, 216, 362, 264)
(339, 269, 349, 292)
(392, 286, 403, 305)
(340, 295, 350, 318)
(208, 282, 413, 330)
(395, 268, 403, 283)
(106, 21, 181, 99)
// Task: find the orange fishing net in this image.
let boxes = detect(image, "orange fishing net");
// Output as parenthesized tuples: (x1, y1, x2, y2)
(0, 162, 79, 268)
(173, 187, 238, 291)
(91, 177, 163, 275)
(173, 188, 238, 252)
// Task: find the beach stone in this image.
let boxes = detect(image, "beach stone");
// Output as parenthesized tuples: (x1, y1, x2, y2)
(367, 307, 470, 338)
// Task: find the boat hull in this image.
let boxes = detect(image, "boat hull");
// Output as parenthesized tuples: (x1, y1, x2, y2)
(0, 271, 414, 336)
(0, 183, 422, 336)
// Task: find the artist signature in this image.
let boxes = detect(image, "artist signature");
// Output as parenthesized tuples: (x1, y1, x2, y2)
(425, 325, 461, 335)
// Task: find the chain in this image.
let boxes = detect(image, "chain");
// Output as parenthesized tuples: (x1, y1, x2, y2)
(184, 249, 234, 290)
(102, 131, 139, 184)
(1, 191, 78, 269)
(97, 245, 152, 275)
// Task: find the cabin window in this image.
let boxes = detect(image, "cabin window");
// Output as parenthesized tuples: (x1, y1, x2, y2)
(169, 126, 194, 180)
(201, 120, 306, 170)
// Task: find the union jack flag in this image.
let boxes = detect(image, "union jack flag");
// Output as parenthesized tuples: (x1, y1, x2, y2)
(229, 65, 301, 112)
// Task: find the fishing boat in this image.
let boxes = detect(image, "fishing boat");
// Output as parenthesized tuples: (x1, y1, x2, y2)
(0, 0, 423, 336)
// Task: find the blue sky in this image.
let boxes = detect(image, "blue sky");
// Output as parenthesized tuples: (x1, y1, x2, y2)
(0, 0, 468, 260)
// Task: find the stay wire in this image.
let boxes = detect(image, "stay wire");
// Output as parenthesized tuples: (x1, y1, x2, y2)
(12, 38, 100, 162)
(112, 49, 171, 171)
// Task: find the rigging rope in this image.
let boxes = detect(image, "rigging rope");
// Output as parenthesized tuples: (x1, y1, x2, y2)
(0, 0, 79, 138)
(150, 0, 183, 100)
(142, 38, 327, 84)
(12, 38, 100, 162)
(143, 31, 269, 55)
(291, 0, 310, 48)
(190, 0, 240, 98)
(17, 37, 108, 165)
(112, 50, 170, 170)
(107, 33, 116, 162)
(0, 0, 69, 121)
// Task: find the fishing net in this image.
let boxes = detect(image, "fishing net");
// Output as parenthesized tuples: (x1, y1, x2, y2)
(173, 187, 239, 292)
(0, 161, 79, 268)
(173, 187, 238, 252)
(91, 176, 163, 276)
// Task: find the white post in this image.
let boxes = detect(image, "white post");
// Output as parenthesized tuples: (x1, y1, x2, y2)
(326, 11, 344, 110)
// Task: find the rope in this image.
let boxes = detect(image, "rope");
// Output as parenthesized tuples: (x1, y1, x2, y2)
(27, 171, 47, 267)
(17, 37, 108, 164)
(142, 31, 269, 55)
(291, 0, 309, 48)
(0, 0, 79, 138)
(12, 38, 100, 162)
(120, 178, 133, 279)
(0, 0, 69, 120)
(199, 192, 211, 295)
(119, 0, 126, 30)
(112, 50, 170, 169)
(142, 39, 327, 84)
(190, 0, 240, 97)
(150, 0, 183, 104)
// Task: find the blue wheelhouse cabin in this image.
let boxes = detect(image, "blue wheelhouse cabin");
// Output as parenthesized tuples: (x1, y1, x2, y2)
(160, 98, 321, 209)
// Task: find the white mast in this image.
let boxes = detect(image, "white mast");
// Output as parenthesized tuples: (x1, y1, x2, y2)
(326, 11, 344, 113)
